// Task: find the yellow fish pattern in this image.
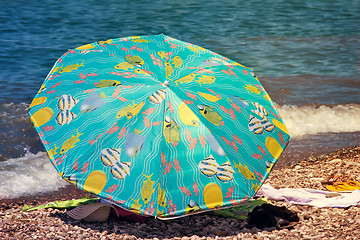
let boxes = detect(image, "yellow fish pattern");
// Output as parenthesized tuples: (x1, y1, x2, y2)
(29, 34, 289, 220)
(141, 174, 155, 205)
(132, 39, 148, 43)
(171, 56, 183, 68)
(198, 105, 222, 125)
(196, 75, 216, 85)
(134, 69, 151, 76)
(49, 65, 63, 74)
(76, 43, 95, 50)
(28, 97, 47, 109)
(125, 55, 144, 67)
(96, 80, 121, 88)
(174, 73, 196, 86)
(37, 84, 46, 94)
(251, 182, 260, 192)
(197, 92, 221, 102)
(116, 101, 144, 119)
(157, 184, 167, 208)
(157, 51, 167, 59)
(163, 116, 180, 143)
(130, 198, 143, 214)
(97, 39, 112, 45)
(178, 102, 199, 127)
(47, 144, 59, 160)
(59, 60, 85, 73)
(30, 107, 53, 127)
(234, 161, 256, 180)
(59, 129, 83, 155)
(164, 61, 173, 78)
(244, 84, 261, 94)
(114, 62, 134, 70)
(185, 200, 202, 215)
(187, 45, 206, 52)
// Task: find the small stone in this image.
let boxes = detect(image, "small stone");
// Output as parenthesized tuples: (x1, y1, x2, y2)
(264, 227, 277, 232)
(310, 177, 324, 182)
(209, 226, 218, 234)
(345, 161, 358, 166)
(326, 192, 342, 198)
(190, 235, 200, 240)
(251, 227, 260, 234)
(329, 159, 342, 164)
(302, 213, 312, 220)
(243, 237, 254, 240)
(216, 231, 229, 236)
(171, 223, 185, 231)
(289, 206, 303, 214)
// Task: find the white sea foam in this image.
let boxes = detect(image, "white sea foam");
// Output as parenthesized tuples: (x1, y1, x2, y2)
(1, 103, 359, 198)
(277, 103, 360, 138)
(0, 151, 69, 198)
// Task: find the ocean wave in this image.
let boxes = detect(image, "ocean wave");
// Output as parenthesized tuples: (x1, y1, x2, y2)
(0, 102, 43, 161)
(277, 103, 360, 138)
(0, 151, 68, 198)
(1, 102, 359, 198)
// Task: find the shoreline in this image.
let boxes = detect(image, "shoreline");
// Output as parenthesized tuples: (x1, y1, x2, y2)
(1, 145, 359, 239)
(1, 144, 353, 206)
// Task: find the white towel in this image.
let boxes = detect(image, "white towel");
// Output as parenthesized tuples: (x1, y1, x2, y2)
(255, 183, 360, 208)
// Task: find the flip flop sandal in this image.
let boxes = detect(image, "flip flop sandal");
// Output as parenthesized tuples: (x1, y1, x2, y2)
(322, 174, 346, 185)
(279, 221, 298, 230)
(325, 182, 353, 192)
(330, 174, 341, 182)
(333, 174, 349, 181)
(345, 181, 360, 190)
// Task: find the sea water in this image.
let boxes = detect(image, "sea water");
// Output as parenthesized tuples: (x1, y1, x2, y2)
(0, 0, 359, 198)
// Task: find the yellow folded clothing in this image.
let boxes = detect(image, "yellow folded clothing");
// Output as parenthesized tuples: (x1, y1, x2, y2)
(325, 181, 360, 192)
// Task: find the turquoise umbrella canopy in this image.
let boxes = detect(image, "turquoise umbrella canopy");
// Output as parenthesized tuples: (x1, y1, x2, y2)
(28, 34, 290, 219)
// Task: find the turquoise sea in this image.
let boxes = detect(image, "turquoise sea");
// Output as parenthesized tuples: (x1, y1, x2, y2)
(0, 0, 359, 198)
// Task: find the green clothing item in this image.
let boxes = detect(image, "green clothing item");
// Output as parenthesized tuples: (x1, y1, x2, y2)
(22, 196, 99, 211)
(209, 198, 267, 220)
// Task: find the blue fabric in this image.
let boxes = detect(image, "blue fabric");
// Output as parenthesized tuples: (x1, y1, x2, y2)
(28, 34, 290, 219)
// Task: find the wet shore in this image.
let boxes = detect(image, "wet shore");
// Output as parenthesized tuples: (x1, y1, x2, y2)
(1, 145, 359, 239)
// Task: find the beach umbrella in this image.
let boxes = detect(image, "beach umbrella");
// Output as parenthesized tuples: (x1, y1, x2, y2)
(28, 34, 290, 219)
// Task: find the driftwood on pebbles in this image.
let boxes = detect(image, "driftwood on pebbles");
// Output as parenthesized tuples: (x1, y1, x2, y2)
(1, 146, 359, 239)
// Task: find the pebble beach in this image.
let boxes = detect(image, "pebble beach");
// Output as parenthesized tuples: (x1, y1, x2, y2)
(1, 1, 360, 239)
(1, 145, 360, 239)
